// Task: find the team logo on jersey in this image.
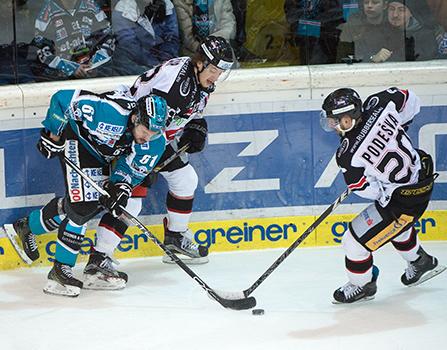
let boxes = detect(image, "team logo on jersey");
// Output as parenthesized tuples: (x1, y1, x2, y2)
(338, 138, 349, 157)
(365, 96, 379, 111)
(55, 19, 64, 27)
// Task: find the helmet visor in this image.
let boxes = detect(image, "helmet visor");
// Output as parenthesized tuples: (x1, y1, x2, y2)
(320, 110, 340, 132)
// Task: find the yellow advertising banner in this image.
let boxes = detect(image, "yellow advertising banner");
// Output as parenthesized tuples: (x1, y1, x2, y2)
(0, 210, 445, 270)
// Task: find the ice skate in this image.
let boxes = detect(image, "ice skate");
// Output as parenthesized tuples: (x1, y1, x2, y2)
(43, 261, 83, 297)
(333, 266, 380, 304)
(162, 218, 209, 265)
(401, 247, 446, 287)
(83, 250, 128, 290)
(3, 217, 39, 264)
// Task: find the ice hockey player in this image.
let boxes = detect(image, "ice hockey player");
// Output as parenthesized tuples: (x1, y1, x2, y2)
(320, 87, 446, 304)
(4, 89, 168, 297)
(80, 35, 235, 290)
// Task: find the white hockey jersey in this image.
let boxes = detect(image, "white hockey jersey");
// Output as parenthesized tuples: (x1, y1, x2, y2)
(336, 87, 422, 207)
(126, 56, 210, 143)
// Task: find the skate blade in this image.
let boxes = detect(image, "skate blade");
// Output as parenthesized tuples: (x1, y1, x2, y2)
(162, 254, 209, 265)
(2, 224, 33, 265)
(43, 280, 81, 297)
(407, 265, 447, 287)
(332, 295, 375, 305)
(83, 274, 126, 290)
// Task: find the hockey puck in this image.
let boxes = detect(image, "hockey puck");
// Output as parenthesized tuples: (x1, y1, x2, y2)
(252, 308, 265, 316)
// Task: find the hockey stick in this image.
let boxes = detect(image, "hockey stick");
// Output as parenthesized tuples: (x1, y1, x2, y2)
(63, 155, 256, 310)
(153, 143, 189, 173)
(1, 144, 189, 265)
(242, 188, 351, 297)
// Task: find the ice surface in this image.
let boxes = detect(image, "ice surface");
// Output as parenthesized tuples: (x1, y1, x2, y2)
(1, 243, 446, 350)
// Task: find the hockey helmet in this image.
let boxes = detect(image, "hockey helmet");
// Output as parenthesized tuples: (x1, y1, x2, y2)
(198, 35, 234, 71)
(135, 95, 168, 134)
(320, 88, 362, 133)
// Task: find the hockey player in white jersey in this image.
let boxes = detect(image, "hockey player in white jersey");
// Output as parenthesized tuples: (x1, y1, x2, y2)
(320, 87, 446, 304)
(80, 35, 235, 290)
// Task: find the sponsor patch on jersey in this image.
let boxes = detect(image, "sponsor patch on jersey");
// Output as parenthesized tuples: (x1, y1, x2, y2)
(82, 167, 106, 202)
(180, 78, 191, 97)
(337, 138, 349, 157)
(97, 122, 124, 135)
(65, 141, 83, 203)
(365, 96, 379, 111)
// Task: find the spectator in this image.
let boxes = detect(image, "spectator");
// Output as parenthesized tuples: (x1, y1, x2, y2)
(284, 0, 345, 65)
(172, 0, 236, 56)
(111, 0, 180, 75)
(337, 0, 389, 63)
(384, 0, 438, 62)
(28, 0, 115, 82)
(412, 0, 447, 58)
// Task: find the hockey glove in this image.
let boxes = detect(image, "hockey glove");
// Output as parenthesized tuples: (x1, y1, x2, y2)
(140, 171, 159, 188)
(99, 182, 132, 217)
(178, 119, 208, 154)
(37, 129, 65, 159)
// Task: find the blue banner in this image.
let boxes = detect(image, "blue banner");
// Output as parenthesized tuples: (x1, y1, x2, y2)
(1, 105, 446, 224)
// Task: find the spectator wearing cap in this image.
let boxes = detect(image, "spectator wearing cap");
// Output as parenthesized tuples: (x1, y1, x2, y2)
(112, 0, 180, 75)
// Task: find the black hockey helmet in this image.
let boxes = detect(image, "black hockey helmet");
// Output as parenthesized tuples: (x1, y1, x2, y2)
(198, 35, 234, 71)
(320, 88, 362, 133)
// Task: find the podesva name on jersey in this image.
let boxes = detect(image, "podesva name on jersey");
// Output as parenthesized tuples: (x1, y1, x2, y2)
(361, 112, 400, 165)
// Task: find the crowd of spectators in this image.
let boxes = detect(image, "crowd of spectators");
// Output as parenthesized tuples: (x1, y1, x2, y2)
(1, 0, 446, 86)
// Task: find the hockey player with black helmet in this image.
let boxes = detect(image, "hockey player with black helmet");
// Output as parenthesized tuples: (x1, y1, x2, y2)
(77, 35, 235, 290)
(321, 87, 446, 304)
(4, 90, 168, 297)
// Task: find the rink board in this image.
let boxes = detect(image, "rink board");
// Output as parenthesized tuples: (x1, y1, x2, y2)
(0, 210, 445, 270)
(0, 63, 447, 270)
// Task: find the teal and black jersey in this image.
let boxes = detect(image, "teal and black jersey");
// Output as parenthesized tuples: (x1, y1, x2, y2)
(42, 89, 166, 187)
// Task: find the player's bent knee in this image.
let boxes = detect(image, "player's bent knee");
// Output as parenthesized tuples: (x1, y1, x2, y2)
(164, 164, 198, 196)
(64, 199, 100, 226)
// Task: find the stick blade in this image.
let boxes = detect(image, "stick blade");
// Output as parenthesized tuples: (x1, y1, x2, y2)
(209, 290, 257, 310)
(220, 296, 257, 310)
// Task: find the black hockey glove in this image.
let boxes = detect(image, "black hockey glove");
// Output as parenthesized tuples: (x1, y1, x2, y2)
(178, 119, 208, 154)
(99, 182, 132, 217)
(37, 129, 65, 159)
(140, 171, 159, 188)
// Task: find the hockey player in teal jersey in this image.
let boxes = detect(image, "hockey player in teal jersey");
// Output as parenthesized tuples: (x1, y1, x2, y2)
(4, 89, 168, 297)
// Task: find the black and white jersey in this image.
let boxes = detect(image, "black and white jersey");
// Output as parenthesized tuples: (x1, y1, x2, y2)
(127, 57, 209, 143)
(336, 87, 422, 207)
